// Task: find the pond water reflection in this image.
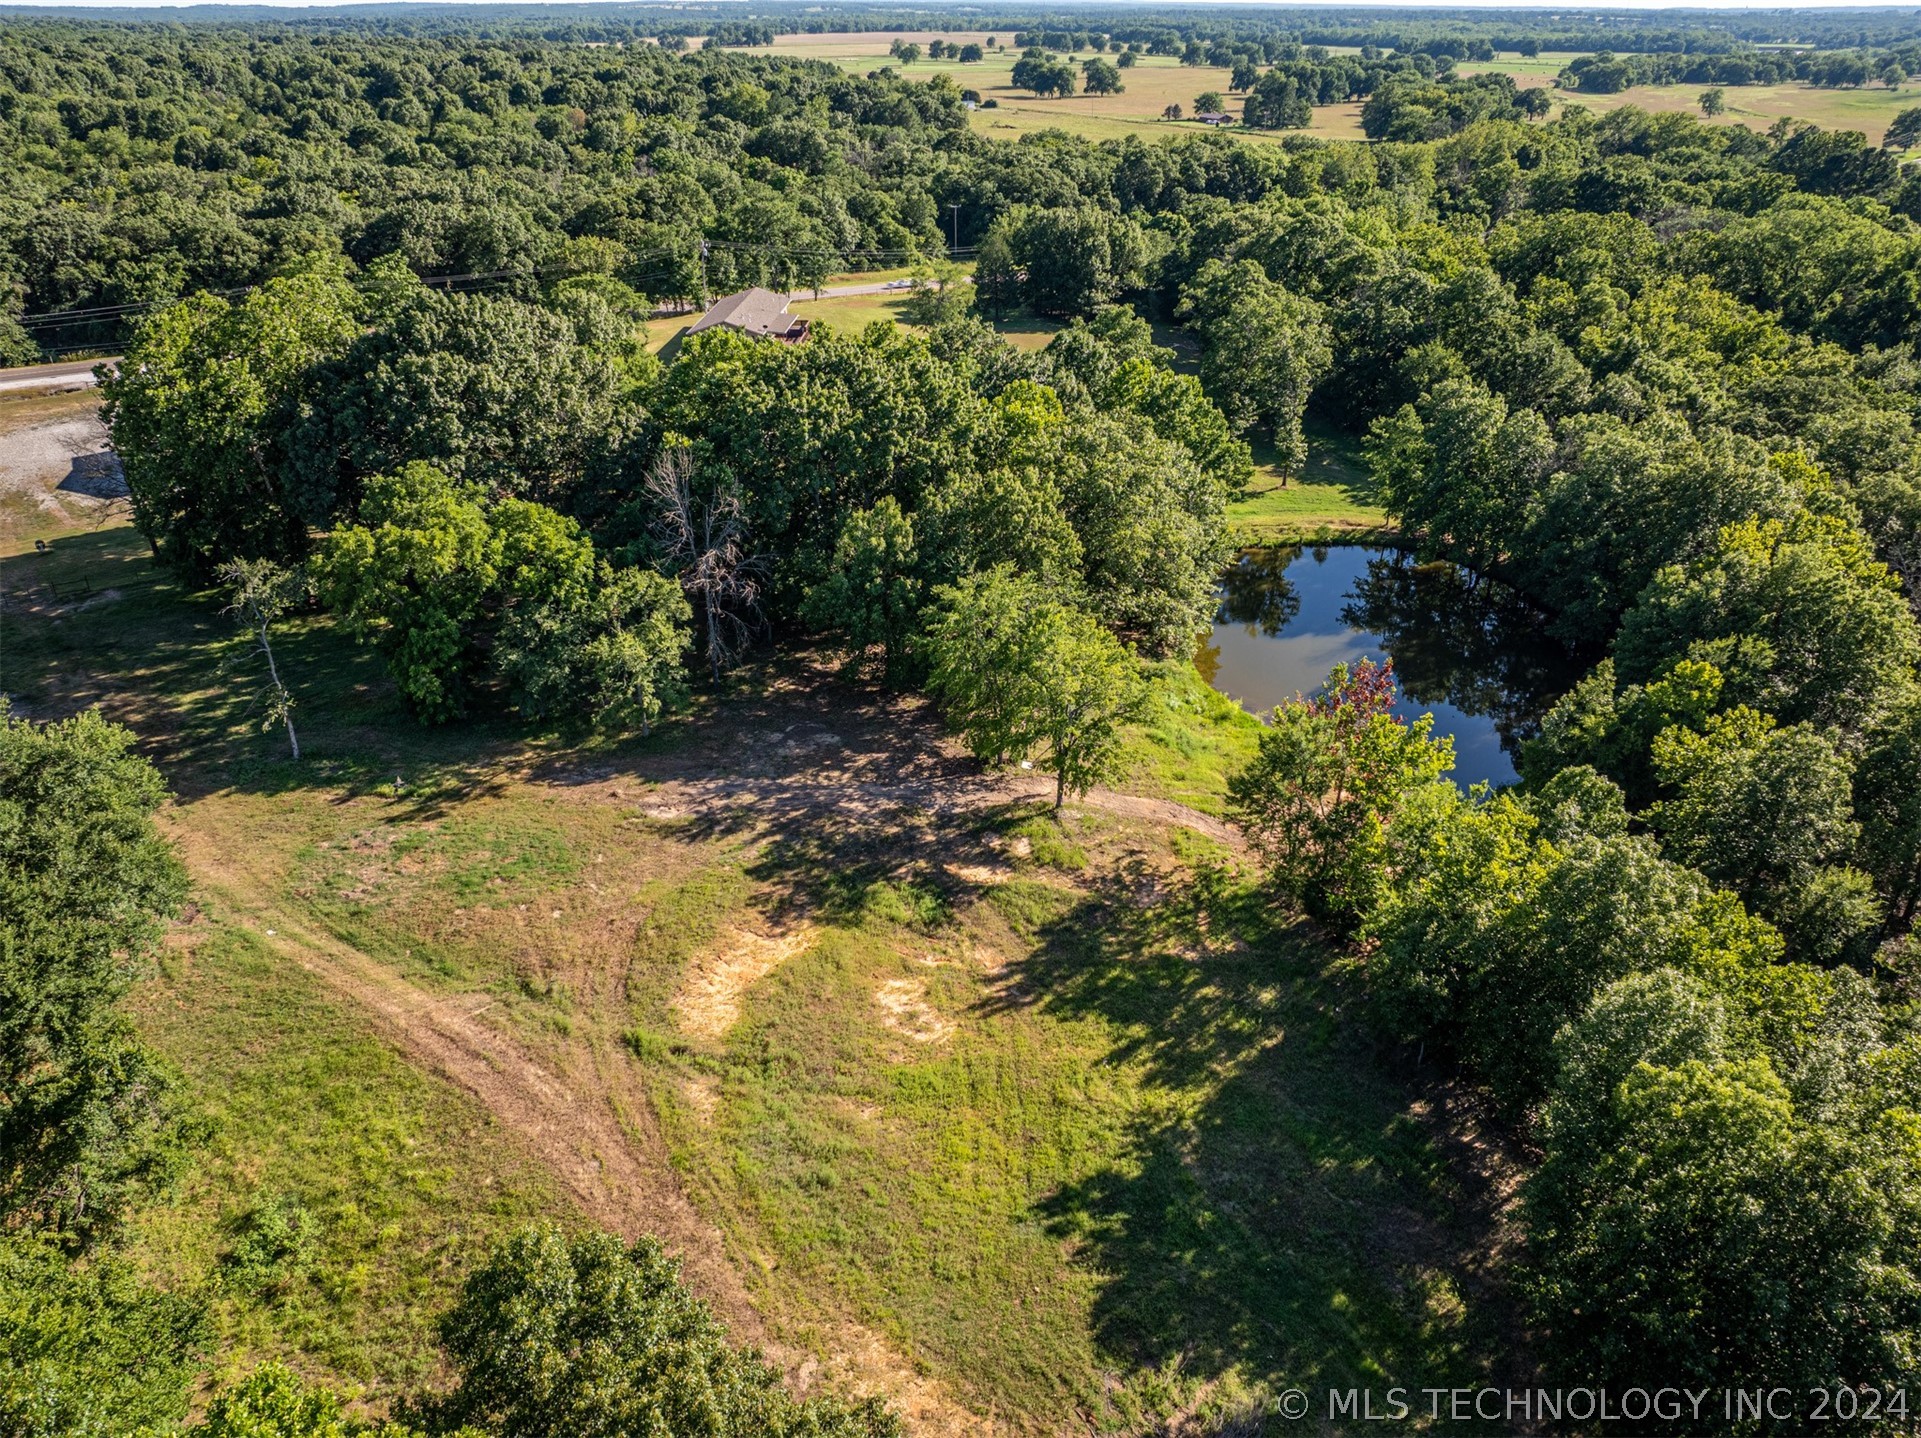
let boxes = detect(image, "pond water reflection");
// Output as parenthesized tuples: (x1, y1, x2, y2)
(1197, 545, 1590, 788)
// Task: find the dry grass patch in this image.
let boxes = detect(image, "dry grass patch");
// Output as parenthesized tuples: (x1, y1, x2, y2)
(872, 976, 955, 1045)
(674, 923, 820, 1041)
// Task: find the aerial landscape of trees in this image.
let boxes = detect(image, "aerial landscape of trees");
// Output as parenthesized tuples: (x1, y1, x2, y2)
(6, 2, 1921, 1432)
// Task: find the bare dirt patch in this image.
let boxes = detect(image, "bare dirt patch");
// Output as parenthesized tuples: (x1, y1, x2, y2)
(873, 977, 954, 1045)
(0, 391, 128, 553)
(944, 861, 1012, 886)
(0, 402, 123, 502)
(673, 924, 818, 1041)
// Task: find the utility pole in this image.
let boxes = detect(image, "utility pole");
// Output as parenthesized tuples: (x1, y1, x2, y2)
(946, 203, 962, 256)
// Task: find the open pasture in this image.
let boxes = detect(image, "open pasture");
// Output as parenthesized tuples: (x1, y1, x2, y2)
(1457, 52, 1920, 141)
(769, 31, 1363, 145)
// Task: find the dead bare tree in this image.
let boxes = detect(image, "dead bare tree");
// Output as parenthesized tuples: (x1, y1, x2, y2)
(645, 445, 767, 682)
(218, 557, 303, 759)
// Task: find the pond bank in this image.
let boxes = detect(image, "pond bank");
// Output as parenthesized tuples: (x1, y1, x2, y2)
(1199, 544, 1590, 789)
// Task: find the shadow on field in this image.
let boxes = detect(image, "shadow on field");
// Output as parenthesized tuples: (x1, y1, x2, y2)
(983, 864, 1512, 1403)
(4, 529, 526, 809)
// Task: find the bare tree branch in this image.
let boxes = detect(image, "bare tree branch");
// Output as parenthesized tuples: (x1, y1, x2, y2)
(645, 446, 767, 681)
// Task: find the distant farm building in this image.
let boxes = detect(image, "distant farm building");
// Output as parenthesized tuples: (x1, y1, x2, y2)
(1194, 111, 1235, 126)
(688, 287, 809, 343)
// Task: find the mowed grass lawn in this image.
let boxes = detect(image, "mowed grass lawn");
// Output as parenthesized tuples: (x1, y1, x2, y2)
(1230, 422, 1391, 544)
(7, 385, 1495, 1429)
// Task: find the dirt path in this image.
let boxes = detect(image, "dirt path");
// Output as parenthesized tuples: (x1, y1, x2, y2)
(597, 768, 1244, 851)
(153, 662, 1242, 1436)
(165, 820, 991, 1438)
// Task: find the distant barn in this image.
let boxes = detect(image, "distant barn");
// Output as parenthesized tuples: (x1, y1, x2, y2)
(687, 287, 810, 343)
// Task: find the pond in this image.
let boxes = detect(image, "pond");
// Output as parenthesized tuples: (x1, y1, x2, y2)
(1197, 545, 1589, 788)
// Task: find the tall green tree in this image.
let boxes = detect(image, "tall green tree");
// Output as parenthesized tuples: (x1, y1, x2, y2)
(0, 1234, 207, 1438)
(102, 271, 358, 573)
(496, 565, 690, 735)
(1367, 779, 1815, 1111)
(315, 464, 507, 723)
(1178, 258, 1333, 481)
(282, 289, 623, 522)
(1008, 207, 1152, 318)
(972, 229, 1022, 321)
(0, 707, 194, 1245)
(1527, 980, 1921, 1400)
(1856, 699, 1921, 932)
(1650, 707, 1877, 962)
(1616, 512, 1921, 736)
(1365, 376, 1553, 575)
(923, 567, 1145, 808)
(1228, 659, 1454, 927)
(802, 497, 924, 682)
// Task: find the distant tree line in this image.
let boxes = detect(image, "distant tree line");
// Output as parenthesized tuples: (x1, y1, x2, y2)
(178, 2, 1921, 56)
(1561, 43, 1919, 92)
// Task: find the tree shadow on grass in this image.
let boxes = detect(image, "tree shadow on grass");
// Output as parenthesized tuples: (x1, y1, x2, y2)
(5, 528, 633, 811)
(987, 862, 1514, 1408)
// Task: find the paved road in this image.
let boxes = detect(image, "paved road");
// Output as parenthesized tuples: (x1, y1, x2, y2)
(791, 279, 916, 300)
(0, 357, 119, 394)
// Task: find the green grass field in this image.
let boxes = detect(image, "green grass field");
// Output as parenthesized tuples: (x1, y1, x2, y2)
(763, 32, 1921, 148)
(1229, 423, 1392, 545)
(1455, 51, 1921, 142)
(768, 30, 1372, 144)
(4, 374, 1500, 1429)
(128, 925, 568, 1400)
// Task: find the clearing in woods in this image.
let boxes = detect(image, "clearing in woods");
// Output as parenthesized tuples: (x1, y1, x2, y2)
(1455, 52, 1921, 143)
(767, 32, 1920, 144)
(3, 381, 1516, 1432)
(764, 30, 1365, 142)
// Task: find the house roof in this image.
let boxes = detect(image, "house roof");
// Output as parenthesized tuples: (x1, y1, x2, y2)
(688, 286, 807, 339)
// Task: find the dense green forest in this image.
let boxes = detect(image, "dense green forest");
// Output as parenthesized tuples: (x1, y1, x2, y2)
(7, 12, 1921, 353)
(8, 9, 1921, 1436)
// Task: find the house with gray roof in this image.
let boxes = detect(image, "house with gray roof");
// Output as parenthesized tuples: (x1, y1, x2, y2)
(687, 287, 810, 343)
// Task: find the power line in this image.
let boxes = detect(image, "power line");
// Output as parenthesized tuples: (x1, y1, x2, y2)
(15, 238, 976, 330)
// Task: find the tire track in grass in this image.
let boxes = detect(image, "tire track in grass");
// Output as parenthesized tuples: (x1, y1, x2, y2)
(165, 818, 992, 1438)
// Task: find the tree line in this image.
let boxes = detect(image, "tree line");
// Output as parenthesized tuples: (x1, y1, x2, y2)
(238, 2, 1921, 59)
(8, 19, 1921, 360)
(1560, 43, 1921, 93)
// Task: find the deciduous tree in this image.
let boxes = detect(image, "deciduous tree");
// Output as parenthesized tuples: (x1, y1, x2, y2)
(1229, 659, 1453, 926)
(102, 271, 358, 573)
(0, 706, 194, 1245)
(427, 1224, 901, 1438)
(923, 567, 1145, 807)
(218, 558, 305, 760)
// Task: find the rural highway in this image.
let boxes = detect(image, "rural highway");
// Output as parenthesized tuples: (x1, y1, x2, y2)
(0, 357, 118, 394)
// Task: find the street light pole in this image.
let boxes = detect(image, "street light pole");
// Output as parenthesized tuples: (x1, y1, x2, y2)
(946, 202, 962, 256)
